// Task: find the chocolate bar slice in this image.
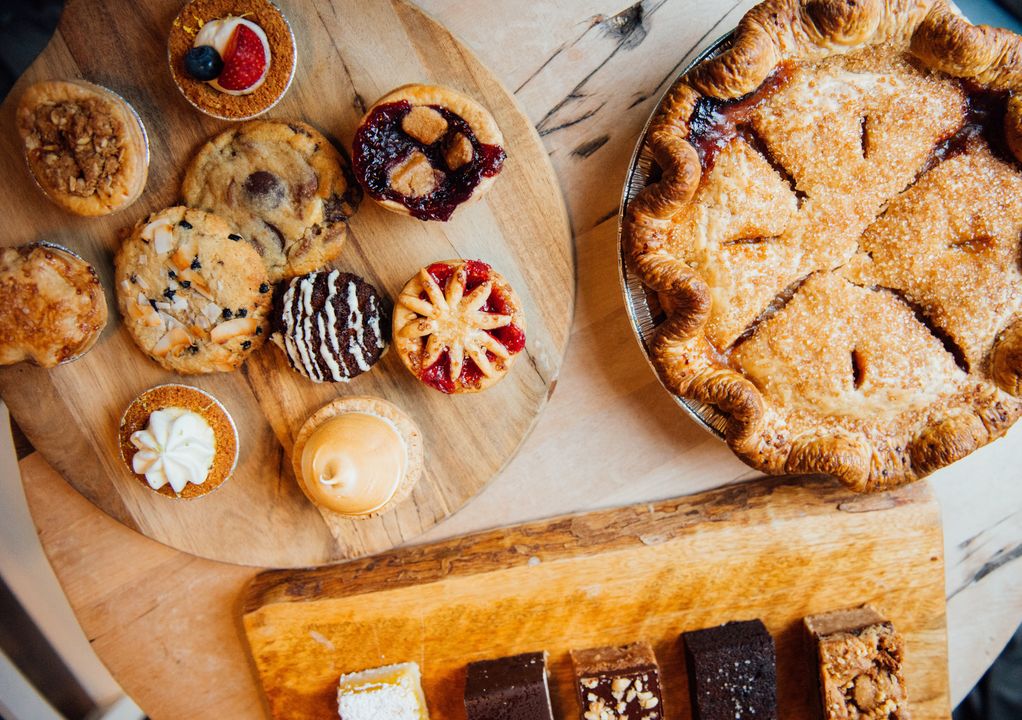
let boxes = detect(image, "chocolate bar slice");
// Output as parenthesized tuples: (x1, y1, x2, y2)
(464, 651, 554, 720)
(805, 606, 909, 719)
(681, 619, 777, 720)
(570, 642, 664, 719)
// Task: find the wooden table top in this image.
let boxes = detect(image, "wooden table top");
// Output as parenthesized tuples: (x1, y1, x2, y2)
(12, 0, 1022, 717)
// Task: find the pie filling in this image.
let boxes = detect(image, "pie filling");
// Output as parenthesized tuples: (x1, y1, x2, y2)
(352, 101, 505, 221)
(415, 260, 524, 393)
(27, 99, 125, 198)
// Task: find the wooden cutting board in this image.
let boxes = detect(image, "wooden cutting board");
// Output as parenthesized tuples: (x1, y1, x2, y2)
(241, 476, 951, 720)
(0, 0, 573, 567)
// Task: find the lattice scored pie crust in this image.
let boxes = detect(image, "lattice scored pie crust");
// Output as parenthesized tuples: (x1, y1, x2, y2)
(622, 0, 1022, 491)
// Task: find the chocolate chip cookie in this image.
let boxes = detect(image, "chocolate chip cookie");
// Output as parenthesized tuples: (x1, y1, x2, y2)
(181, 120, 361, 282)
(115, 206, 271, 374)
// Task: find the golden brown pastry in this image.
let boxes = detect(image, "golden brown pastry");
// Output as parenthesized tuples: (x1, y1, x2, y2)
(392, 259, 526, 394)
(0, 243, 107, 367)
(622, 0, 1022, 491)
(118, 384, 238, 499)
(16, 80, 149, 216)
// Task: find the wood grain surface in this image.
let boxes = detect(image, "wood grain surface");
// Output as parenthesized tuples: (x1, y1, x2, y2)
(7, 2, 1021, 718)
(242, 477, 951, 720)
(0, 0, 574, 567)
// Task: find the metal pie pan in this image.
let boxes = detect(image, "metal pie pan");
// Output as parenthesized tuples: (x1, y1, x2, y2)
(616, 33, 734, 441)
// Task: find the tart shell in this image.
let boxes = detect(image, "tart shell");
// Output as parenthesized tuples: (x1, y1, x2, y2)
(353, 83, 505, 219)
(118, 383, 239, 499)
(168, 0, 297, 121)
(393, 259, 527, 394)
(0, 242, 108, 368)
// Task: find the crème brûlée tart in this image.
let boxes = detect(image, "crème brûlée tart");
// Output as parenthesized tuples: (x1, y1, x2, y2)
(291, 396, 423, 520)
(118, 384, 238, 499)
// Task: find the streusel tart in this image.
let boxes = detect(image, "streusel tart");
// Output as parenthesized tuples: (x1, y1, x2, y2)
(16, 80, 149, 216)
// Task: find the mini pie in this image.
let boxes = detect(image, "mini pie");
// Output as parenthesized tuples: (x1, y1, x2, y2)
(118, 383, 238, 499)
(622, 0, 1022, 491)
(291, 396, 423, 521)
(182, 120, 361, 282)
(393, 259, 526, 394)
(16, 80, 149, 216)
(114, 206, 271, 374)
(0, 242, 108, 367)
(352, 84, 506, 221)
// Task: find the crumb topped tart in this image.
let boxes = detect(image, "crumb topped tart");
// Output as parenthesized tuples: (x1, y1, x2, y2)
(16, 80, 149, 216)
(622, 0, 1022, 491)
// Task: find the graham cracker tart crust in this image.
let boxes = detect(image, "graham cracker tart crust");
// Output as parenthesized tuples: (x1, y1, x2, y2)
(118, 384, 238, 499)
(168, 0, 296, 120)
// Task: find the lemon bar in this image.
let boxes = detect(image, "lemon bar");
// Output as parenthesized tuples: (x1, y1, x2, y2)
(336, 662, 429, 719)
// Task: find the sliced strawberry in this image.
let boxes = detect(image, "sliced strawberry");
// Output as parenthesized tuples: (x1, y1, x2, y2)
(218, 25, 267, 92)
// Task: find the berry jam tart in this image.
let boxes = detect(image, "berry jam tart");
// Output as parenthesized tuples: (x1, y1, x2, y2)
(393, 259, 526, 394)
(168, 0, 296, 120)
(352, 84, 506, 221)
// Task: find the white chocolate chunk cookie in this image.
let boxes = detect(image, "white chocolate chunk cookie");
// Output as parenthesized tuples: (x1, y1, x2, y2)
(115, 206, 271, 373)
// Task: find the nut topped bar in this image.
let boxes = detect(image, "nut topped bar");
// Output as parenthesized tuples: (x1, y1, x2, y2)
(681, 619, 777, 720)
(464, 651, 554, 720)
(805, 606, 909, 719)
(570, 642, 663, 720)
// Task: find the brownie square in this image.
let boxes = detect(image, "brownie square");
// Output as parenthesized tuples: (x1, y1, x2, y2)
(570, 641, 664, 719)
(804, 606, 909, 719)
(681, 619, 777, 720)
(464, 651, 554, 720)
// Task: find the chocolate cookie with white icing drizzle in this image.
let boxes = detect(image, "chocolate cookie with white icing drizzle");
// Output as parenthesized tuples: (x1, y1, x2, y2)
(270, 270, 388, 382)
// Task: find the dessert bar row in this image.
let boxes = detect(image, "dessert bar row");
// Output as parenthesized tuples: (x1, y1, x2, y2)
(334, 605, 907, 720)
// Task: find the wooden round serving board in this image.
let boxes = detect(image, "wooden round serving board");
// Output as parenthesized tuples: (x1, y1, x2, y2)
(0, 0, 573, 567)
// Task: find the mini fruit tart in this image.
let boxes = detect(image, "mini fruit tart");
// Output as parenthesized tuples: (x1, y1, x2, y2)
(168, 0, 296, 121)
(16, 80, 149, 216)
(114, 206, 272, 374)
(352, 84, 506, 221)
(393, 259, 526, 394)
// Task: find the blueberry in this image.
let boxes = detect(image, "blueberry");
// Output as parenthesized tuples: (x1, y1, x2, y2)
(184, 45, 223, 81)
